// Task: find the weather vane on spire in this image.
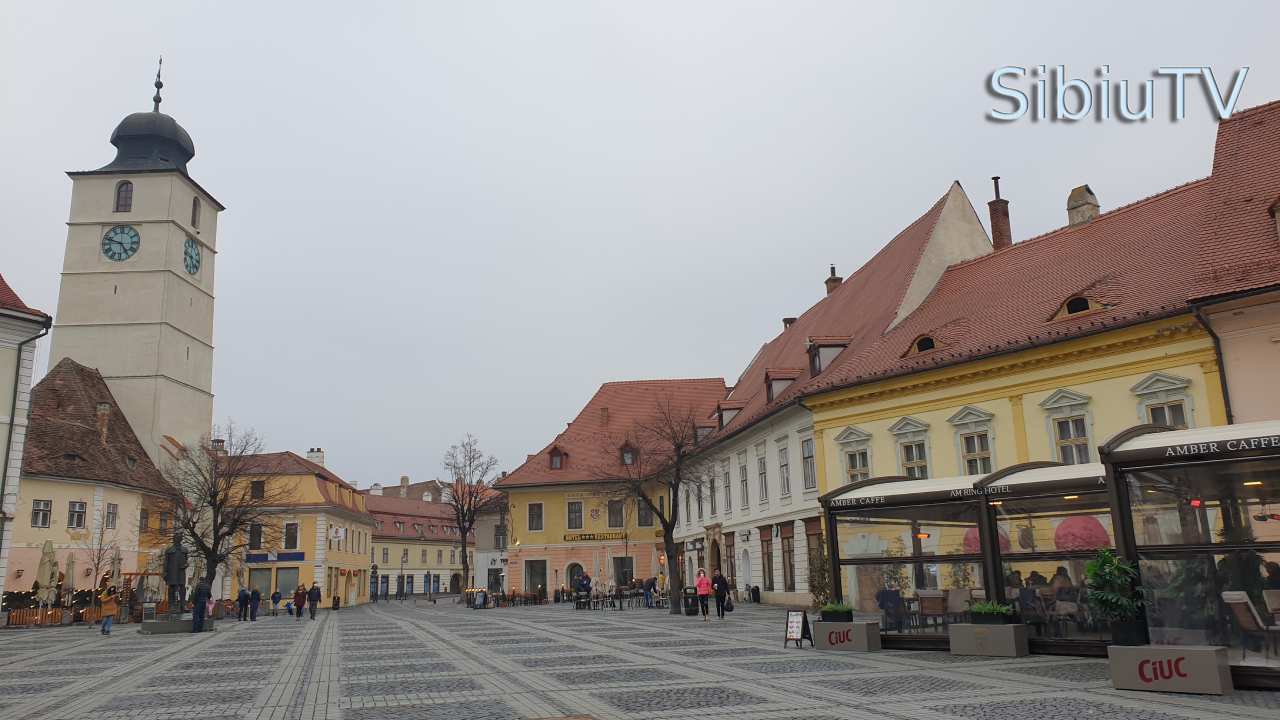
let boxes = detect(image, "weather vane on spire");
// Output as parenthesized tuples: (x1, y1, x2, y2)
(152, 56, 164, 112)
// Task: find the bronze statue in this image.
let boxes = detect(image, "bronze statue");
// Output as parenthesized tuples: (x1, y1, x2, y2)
(162, 531, 188, 615)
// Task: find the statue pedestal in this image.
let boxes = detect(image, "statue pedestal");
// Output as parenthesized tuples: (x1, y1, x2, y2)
(140, 615, 196, 635)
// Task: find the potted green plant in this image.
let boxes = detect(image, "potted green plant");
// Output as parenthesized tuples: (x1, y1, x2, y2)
(1085, 549, 1146, 646)
(969, 601, 1016, 625)
(820, 602, 853, 623)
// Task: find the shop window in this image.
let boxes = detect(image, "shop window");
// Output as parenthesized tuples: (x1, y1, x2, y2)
(761, 537, 775, 591)
(801, 437, 817, 490)
(777, 441, 792, 496)
(567, 500, 583, 530)
(31, 499, 51, 528)
(1131, 372, 1194, 429)
(608, 499, 625, 528)
(527, 502, 543, 532)
(781, 535, 796, 592)
(68, 501, 86, 529)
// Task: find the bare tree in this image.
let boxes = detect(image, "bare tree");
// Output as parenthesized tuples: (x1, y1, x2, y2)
(155, 423, 293, 591)
(442, 434, 504, 599)
(596, 396, 715, 615)
(74, 507, 119, 599)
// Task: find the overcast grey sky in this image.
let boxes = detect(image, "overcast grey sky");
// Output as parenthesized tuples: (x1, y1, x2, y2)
(4, 2, 1277, 488)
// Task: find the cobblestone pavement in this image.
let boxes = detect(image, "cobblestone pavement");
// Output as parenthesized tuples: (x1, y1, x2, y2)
(0, 601, 1277, 719)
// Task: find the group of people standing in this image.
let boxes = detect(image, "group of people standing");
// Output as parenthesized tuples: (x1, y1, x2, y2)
(231, 582, 322, 623)
(694, 567, 732, 620)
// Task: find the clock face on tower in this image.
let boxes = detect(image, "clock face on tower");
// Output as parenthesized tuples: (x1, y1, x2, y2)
(184, 236, 202, 275)
(101, 225, 140, 261)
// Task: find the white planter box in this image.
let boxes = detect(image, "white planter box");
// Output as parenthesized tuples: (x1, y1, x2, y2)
(949, 623, 1029, 657)
(1108, 645, 1233, 695)
(814, 621, 881, 652)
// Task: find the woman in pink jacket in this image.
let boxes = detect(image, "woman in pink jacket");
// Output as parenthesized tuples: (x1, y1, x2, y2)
(694, 568, 712, 621)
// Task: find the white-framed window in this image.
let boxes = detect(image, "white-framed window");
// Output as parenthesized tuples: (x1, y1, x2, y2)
(105, 502, 118, 530)
(421, 548, 428, 563)
(721, 461, 732, 513)
(835, 426, 873, 485)
(608, 499, 625, 528)
(68, 501, 87, 529)
(710, 474, 718, 516)
(685, 487, 692, 524)
(800, 437, 817, 490)
(755, 443, 769, 502)
(1040, 389, 1094, 465)
(527, 502, 544, 532)
(948, 405, 996, 476)
(382, 547, 389, 563)
(31, 499, 51, 528)
(284, 522, 299, 549)
(738, 452, 750, 508)
(1130, 372, 1194, 429)
(695, 485, 703, 519)
(777, 440, 791, 496)
(567, 500, 583, 530)
(889, 417, 931, 480)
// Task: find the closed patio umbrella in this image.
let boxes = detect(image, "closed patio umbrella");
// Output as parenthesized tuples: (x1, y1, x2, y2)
(63, 555, 77, 603)
(36, 541, 58, 607)
(109, 547, 122, 590)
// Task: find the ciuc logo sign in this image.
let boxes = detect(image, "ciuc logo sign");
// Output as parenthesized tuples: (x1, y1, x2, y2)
(827, 629, 851, 646)
(988, 65, 1248, 121)
(1138, 657, 1189, 683)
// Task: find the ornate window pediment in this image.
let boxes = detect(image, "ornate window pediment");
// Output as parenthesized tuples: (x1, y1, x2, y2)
(888, 416, 930, 435)
(1130, 372, 1191, 396)
(833, 425, 872, 444)
(946, 405, 994, 426)
(1039, 388, 1091, 410)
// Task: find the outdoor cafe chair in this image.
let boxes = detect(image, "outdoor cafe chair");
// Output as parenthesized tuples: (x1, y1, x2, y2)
(1222, 591, 1280, 662)
(1264, 590, 1280, 625)
(916, 590, 947, 631)
(944, 588, 972, 622)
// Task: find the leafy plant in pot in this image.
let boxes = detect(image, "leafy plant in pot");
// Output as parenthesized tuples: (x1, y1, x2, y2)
(969, 601, 1016, 625)
(820, 602, 853, 623)
(1085, 549, 1146, 646)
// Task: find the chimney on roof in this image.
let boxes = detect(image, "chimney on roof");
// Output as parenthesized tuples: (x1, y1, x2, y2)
(211, 438, 227, 456)
(824, 265, 842, 295)
(1067, 184, 1099, 225)
(988, 176, 1012, 251)
(782, 317, 797, 329)
(95, 402, 110, 444)
(306, 447, 325, 466)
(369, 482, 383, 496)
(400, 475, 410, 497)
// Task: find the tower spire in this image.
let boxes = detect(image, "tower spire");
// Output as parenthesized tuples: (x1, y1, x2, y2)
(152, 56, 163, 112)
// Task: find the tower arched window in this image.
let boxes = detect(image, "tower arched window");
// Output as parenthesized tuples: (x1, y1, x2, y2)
(191, 197, 201, 228)
(114, 181, 133, 212)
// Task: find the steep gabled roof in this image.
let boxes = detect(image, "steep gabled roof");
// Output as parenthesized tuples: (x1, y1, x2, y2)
(363, 493, 474, 541)
(1190, 99, 1280, 301)
(803, 177, 1209, 394)
(22, 358, 167, 494)
(714, 182, 989, 437)
(0, 273, 48, 321)
(495, 378, 727, 489)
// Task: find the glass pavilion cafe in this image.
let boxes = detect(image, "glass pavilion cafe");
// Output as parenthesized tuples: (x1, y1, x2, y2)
(821, 420, 1280, 688)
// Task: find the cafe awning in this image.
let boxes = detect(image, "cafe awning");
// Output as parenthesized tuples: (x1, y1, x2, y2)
(823, 474, 985, 509)
(1105, 419, 1280, 464)
(981, 462, 1108, 497)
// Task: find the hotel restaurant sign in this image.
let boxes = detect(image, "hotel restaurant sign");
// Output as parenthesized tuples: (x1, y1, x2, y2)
(1108, 430, 1280, 464)
(563, 532, 626, 542)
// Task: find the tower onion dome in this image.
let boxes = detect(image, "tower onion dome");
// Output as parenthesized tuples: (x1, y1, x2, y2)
(96, 58, 196, 174)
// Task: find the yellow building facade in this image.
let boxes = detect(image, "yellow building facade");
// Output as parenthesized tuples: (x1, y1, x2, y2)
(226, 451, 374, 607)
(364, 492, 468, 597)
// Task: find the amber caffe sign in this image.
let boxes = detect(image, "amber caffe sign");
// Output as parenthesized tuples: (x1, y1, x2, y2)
(564, 532, 625, 542)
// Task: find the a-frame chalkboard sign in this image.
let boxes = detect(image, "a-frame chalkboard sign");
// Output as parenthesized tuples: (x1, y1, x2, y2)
(784, 609, 813, 648)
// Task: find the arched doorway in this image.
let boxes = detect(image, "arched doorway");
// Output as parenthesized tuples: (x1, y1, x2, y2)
(566, 563, 584, 590)
(739, 549, 752, 591)
(709, 540, 722, 574)
(449, 573, 461, 594)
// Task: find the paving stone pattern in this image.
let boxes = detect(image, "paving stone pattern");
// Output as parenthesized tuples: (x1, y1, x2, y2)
(0, 600, 1276, 719)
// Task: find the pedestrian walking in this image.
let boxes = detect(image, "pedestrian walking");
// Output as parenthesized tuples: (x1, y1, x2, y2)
(643, 576, 655, 609)
(249, 587, 261, 621)
(711, 568, 729, 619)
(98, 586, 119, 635)
(694, 568, 712, 622)
(191, 579, 211, 632)
(237, 587, 250, 621)
(293, 585, 307, 622)
(307, 582, 321, 620)
(271, 589, 282, 616)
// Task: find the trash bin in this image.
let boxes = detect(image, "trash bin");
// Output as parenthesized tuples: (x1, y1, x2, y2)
(332, 596, 340, 611)
(751, 585, 761, 604)
(682, 587, 699, 616)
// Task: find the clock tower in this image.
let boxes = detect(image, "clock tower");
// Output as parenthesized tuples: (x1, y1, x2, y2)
(48, 67, 222, 466)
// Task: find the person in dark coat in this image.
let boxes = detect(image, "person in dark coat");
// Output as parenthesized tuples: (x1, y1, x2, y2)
(237, 587, 250, 621)
(191, 579, 212, 632)
(249, 587, 261, 621)
(271, 589, 282, 616)
(643, 576, 656, 608)
(293, 585, 307, 622)
(307, 582, 321, 620)
(711, 569, 730, 619)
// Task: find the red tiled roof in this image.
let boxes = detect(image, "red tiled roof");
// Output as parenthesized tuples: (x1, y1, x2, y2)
(0, 273, 48, 320)
(239, 451, 358, 491)
(1190, 99, 1280, 301)
(803, 178, 1209, 394)
(364, 494, 473, 541)
(495, 378, 727, 489)
(710, 189, 952, 436)
(22, 358, 168, 494)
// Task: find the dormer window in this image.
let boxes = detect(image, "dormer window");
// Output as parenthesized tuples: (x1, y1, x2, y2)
(549, 448, 566, 470)
(765, 368, 803, 402)
(1051, 295, 1105, 320)
(807, 336, 851, 375)
(717, 400, 746, 429)
(1065, 296, 1090, 314)
(621, 445, 637, 466)
(915, 336, 935, 353)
